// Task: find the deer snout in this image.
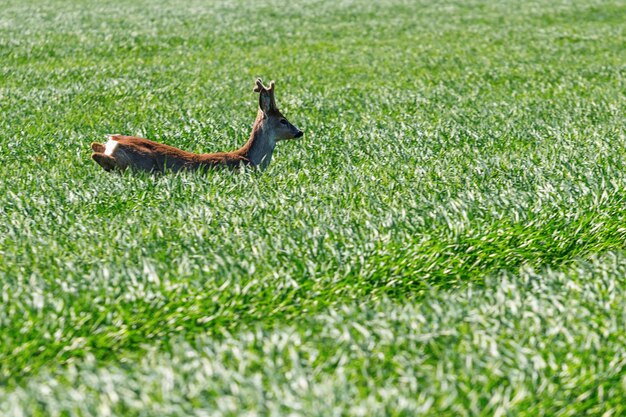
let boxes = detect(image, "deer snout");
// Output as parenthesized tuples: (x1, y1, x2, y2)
(294, 130, 303, 138)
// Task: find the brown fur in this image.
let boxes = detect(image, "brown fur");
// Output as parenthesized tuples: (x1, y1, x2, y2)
(91, 78, 302, 173)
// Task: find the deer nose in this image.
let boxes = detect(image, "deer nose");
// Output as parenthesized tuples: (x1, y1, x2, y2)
(294, 130, 303, 138)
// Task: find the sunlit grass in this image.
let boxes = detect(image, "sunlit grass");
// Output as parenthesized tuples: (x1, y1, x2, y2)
(1, 0, 625, 415)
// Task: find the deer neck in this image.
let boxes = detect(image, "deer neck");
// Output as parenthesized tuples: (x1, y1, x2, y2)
(239, 112, 276, 169)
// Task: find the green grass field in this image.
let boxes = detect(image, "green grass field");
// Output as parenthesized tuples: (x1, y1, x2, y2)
(1, 0, 626, 415)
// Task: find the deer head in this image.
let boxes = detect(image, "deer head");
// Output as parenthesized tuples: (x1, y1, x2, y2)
(253, 78, 303, 141)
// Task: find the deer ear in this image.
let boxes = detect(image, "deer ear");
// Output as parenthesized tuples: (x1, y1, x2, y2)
(267, 81, 278, 111)
(254, 78, 276, 113)
(259, 89, 272, 113)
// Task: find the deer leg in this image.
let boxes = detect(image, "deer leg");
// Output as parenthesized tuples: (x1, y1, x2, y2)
(91, 142, 106, 153)
(92, 153, 118, 172)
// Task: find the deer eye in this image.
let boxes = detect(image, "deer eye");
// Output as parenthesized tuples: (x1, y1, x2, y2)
(280, 119, 288, 125)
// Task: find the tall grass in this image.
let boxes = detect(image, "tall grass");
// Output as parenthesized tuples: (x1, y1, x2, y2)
(1, 0, 625, 415)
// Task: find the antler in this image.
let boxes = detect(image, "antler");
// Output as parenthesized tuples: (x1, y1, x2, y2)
(253, 78, 265, 93)
(254, 78, 276, 92)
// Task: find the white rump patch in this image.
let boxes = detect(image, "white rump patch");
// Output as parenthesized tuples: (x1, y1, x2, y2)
(104, 137, 119, 156)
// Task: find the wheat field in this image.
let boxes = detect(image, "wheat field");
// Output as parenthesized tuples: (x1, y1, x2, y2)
(1, 0, 625, 415)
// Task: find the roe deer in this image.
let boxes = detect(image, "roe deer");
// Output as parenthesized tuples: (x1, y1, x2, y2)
(90, 78, 303, 173)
